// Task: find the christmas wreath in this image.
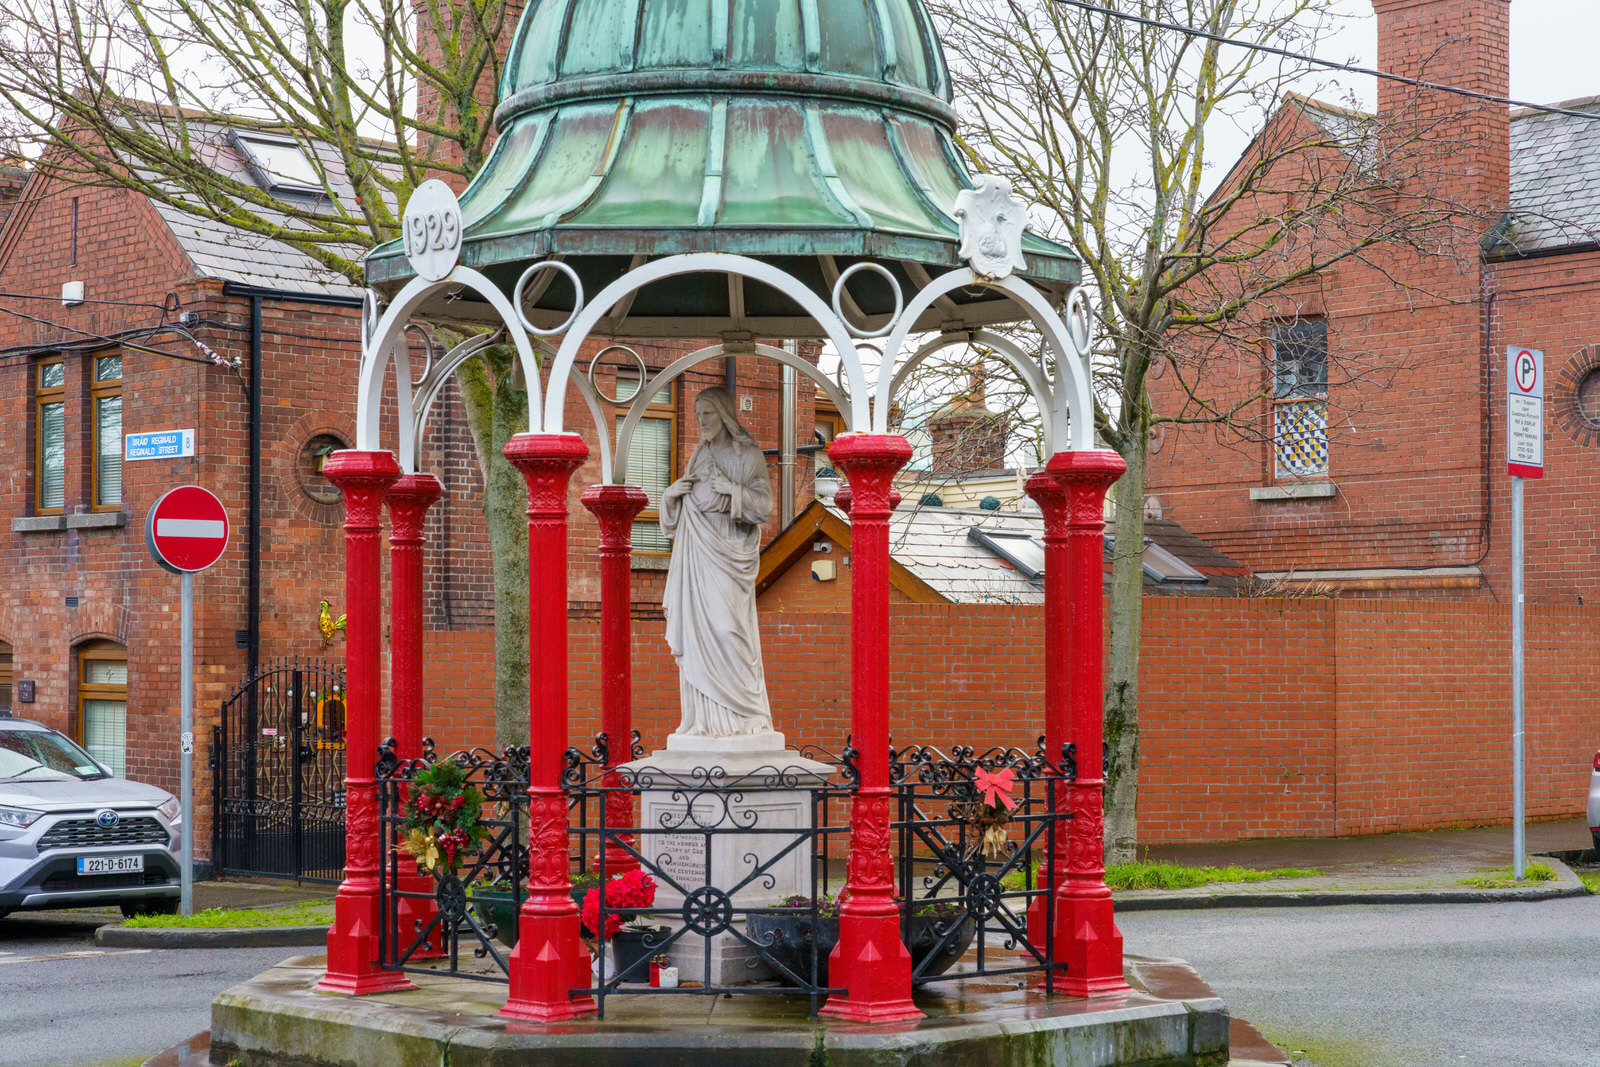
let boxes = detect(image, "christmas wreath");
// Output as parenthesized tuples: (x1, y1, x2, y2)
(399, 760, 489, 873)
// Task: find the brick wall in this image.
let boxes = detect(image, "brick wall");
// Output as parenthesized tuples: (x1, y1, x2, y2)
(419, 594, 1596, 844)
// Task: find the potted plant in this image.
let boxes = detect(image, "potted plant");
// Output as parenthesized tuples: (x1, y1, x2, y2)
(814, 467, 840, 502)
(467, 879, 520, 948)
(610, 920, 672, 982)
(904, 898, 977, 978)
(748, 894, 840, 987)
(579, 868, 658, 984)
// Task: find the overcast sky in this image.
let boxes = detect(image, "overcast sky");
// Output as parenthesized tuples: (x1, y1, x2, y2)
(1306, 0, 1600, 109)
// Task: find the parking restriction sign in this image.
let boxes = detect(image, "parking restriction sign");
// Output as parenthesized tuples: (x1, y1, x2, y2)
(1506, 346, 1543, 478)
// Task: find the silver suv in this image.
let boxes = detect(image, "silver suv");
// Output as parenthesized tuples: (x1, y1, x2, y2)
(0, 717, 182, 918)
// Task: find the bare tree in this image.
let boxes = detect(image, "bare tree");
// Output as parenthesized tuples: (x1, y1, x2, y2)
(0, 0, 545, 743)
(932, 0, 1478, 858)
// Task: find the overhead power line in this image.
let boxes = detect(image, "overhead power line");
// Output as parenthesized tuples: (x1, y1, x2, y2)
(1046, 0, 1600, 122)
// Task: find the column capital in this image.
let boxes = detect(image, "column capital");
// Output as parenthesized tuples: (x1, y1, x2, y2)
(504, 433, 589, 515)
(1045, 450, 1125, 527)
(323, 450, 401, 527)
(1024, 470, 1069, 538)
(828, 434, 911, 518)
(385, 473, 444, 543)
(580, 483, 649, 553)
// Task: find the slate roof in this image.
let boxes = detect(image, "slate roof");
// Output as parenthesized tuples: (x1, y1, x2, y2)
(802, 502, 1245, 604)
(141, 120, 393, 298)
(1498, 96, 1600, 256)
(1285, 91, 1600, 258)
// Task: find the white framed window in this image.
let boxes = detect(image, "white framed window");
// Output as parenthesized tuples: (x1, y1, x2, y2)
(617, 371, 676, 554)
(77, 641, 128, 777)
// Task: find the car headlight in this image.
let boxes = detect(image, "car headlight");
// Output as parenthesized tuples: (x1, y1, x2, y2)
(0, 804, 43, 829)
(158, 797, 181, 821)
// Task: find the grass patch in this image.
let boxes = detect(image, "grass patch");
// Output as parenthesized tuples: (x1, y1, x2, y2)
(1105, 861, 1320, 891)
(1578, 872, 1600, 895)
(121, 900, 334, 929)
(1001, 860, 1319, 892)
(1458, 861, 1557, 890)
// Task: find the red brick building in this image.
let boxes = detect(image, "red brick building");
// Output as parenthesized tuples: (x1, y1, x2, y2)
(1147, 0, 1600, 605)
(0, 128, 822, 863)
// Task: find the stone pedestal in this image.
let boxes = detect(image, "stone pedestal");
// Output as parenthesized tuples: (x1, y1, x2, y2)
(619, 742, 834, 985)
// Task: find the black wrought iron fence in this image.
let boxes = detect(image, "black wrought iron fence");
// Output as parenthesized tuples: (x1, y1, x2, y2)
(373, 734, 1073, 1017)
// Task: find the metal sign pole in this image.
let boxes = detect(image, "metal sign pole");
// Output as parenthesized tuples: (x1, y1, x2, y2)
(181, 569, 195, 916)
(1512, 476, 1525, 881)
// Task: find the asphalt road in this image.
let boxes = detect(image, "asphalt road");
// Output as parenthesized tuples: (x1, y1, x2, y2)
(0, 914, 295, 1066)
(1121, 897, 1600, 1067)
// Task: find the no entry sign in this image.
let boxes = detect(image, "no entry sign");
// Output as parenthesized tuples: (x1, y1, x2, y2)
(146, 486, 230, 573)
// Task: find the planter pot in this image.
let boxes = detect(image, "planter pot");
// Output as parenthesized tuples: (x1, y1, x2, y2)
(750, 910, 979, 987)
(906, 913, 977, 978)
(468, 891, 519, 948)
(747, 912, 840, 987)
(610, 925, 671, 983)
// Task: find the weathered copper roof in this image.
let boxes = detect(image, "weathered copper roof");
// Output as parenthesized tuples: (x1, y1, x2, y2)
(365, 0, 1080, 337)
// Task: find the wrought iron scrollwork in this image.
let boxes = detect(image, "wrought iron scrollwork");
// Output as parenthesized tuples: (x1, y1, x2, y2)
(375, 738, 399, 779)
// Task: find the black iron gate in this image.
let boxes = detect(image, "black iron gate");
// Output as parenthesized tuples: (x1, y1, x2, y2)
(213, 658, 347, 882)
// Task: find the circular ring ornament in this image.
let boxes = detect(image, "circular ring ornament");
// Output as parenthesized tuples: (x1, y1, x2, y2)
(681, 885, 734, 937)
(514, 260, 586, 337)
(436, 874, 468, 927)
(967, 873, 1005, 921)
(1065, 288, 1094, 357)
(832, 262, 904, 339)
(586, 344, 650, 406)
(402, 179, 463, 283)
(402, 323, 437, 388)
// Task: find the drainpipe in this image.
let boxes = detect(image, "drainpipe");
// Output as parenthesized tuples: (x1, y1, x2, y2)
(248, 296, 261, 683)
(780, 358, 796, 527)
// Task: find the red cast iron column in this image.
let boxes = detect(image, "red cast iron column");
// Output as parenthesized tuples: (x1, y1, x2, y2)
(317, 450, 414, 995)
(500, 433, 596, 1023)
(1046, 449, 1130, 997)
(821, 433, 922, 1023)
(1023, 469, 1070, 969)
(580, 483, 649, 875)
(385, 472, 444, 956)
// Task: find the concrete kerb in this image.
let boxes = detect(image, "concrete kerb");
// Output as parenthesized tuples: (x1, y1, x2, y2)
(96, 923, 330, 948)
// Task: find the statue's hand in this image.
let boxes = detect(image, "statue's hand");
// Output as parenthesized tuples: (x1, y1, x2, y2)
(710, 473, 736, 496)
(664, 477, 694, 499)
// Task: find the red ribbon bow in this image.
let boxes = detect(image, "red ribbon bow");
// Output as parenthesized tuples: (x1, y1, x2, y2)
(974, 766, 1018, 811)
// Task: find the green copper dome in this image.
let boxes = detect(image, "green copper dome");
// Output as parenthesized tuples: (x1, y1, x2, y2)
(365, 0, 1080, 338)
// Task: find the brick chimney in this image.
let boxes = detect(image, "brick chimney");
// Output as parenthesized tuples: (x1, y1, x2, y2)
(1372, 0, 1511, 212)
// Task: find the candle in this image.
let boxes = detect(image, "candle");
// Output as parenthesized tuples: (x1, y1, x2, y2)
(658, 966, 679, 989)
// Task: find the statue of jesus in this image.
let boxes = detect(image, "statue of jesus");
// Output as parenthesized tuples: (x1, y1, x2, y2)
(660, 386, 775, 739)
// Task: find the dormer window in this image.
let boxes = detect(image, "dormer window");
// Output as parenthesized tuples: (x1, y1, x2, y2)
(230, 131, 323, 196)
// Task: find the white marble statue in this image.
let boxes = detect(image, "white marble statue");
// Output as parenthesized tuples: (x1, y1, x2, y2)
(954, 174, 1028, 279)
(661, 386, 775, 740)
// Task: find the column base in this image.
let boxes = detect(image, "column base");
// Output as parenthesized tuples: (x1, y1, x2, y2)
(819, 910, 924, 1022)
(318, 888, 417, 995)
(498, 907, 597, 1022)
(1026, 890, 1131, 997)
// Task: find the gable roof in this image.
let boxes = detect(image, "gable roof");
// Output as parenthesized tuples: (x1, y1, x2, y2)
(758, 500, 1248, 605)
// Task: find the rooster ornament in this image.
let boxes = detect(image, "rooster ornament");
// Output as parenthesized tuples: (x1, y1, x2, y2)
(318, 599, 347, 647)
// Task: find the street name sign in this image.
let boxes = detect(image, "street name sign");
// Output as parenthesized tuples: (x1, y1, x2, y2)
(146, 486, 229, 574)
(1506, 346, 1543, 478)
(126, 429, 196, 462)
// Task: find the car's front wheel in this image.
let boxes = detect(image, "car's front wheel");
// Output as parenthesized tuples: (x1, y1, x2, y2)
(120, 899, 179, 919)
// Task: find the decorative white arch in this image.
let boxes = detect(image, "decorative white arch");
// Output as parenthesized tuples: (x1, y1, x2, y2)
(611, 342, 851, 481)
(542, 253, 873, 434)
(357, 265, 547, 454)
(873, 269, 1095, 454)
(886, 330, 1058, 451)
